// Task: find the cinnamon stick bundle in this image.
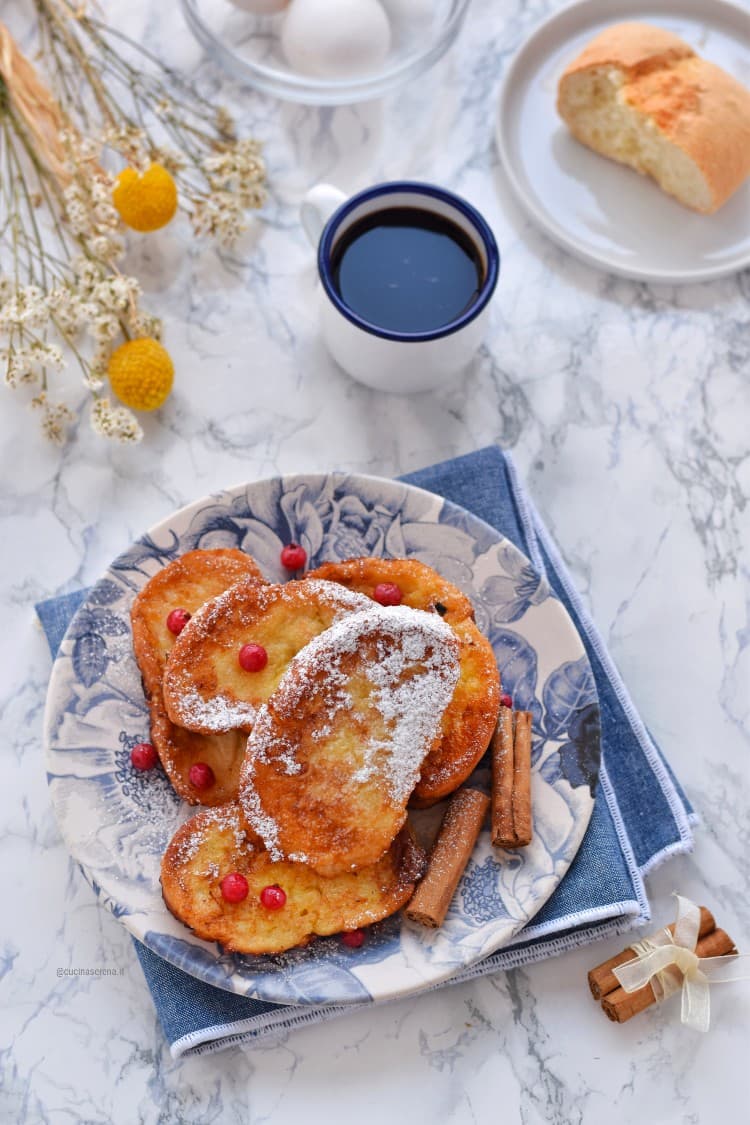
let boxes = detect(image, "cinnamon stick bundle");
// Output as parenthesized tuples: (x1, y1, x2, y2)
(405, 787, 489, 928)
(588, 907, 716, 1000)
(491, 708, 532, 848)
(602, 929, 737, 1023)
(588, 907, 738, 1023)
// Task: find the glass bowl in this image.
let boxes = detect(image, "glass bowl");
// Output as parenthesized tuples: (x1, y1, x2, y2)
(179, 0, 473, 105)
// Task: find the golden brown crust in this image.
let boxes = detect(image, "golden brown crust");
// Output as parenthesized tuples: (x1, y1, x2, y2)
(625, 56, 750, 206)
(239, 605, 461, 876)
(306, 557, 475, 625)
(559, 22, 695, 80)
(130, 549, 264, 804)
(161, 804, 425, 954)
(131, 549, 264, 690)
(557, 22, 750, 213)
(162, 579, 372, 734)
(411, 619, 500, 807)
(306, 558, 500, 806)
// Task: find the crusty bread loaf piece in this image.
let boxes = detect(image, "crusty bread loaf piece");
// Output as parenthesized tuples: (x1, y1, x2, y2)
(557, 22, 750, 213)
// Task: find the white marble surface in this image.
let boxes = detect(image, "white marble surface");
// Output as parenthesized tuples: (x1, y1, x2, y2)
(1, 0, 749, 1121)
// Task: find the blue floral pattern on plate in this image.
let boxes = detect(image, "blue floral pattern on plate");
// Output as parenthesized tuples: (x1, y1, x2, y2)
(44, 473, 600, 1006)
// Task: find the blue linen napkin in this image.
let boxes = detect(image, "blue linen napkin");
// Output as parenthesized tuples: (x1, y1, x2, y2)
(37, 445, 696, 1058)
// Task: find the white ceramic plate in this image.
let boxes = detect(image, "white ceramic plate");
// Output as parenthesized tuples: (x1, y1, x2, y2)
(496, 0, 750, 282)
(44, 473, 600, 1005)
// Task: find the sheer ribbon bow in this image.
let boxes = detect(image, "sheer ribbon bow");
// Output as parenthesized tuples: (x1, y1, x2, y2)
(613, 895, 747, 1031)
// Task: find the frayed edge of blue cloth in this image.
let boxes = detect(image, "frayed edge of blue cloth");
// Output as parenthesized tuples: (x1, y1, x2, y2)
(171, 905, 648, 1059)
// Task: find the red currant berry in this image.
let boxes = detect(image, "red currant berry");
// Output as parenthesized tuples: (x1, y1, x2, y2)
(373, 582, 402, 607)
(280, 542, 307, 570)
(238, 643, 268, 672)
(220, 873, 249, 903)
(131, 742, 158, 771)
(341, 929, 365, 948)
(166, 608, 191, 636)
(260, 884, 287, 910)
(500, 692, 513, 709)
(188, 762, 215, 790)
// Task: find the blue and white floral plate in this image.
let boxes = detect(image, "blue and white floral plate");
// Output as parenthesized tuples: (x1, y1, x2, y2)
(44, 473, 600, 1006)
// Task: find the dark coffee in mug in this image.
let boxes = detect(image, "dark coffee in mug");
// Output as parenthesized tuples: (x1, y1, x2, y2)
(330, 207, 485, 334)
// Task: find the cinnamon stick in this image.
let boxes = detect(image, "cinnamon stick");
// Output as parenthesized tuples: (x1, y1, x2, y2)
(491, 707, 514, 845)
(588, 906, 716, 1000)
(405, 788, 489, 928)
(601, 926, 737, 1023)
(512, 711, 533, 845)
(491, 708, 532, 848)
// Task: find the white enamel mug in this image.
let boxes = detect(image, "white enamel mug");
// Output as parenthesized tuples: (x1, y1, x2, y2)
(301, 181, 500, 394)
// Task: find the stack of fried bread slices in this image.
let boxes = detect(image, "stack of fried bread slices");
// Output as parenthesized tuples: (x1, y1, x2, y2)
(131, 551, 500, 954)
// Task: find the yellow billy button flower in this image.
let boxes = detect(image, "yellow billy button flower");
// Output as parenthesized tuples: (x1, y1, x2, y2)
(112, 163, 178, 232)
(108, 338, 174, 411)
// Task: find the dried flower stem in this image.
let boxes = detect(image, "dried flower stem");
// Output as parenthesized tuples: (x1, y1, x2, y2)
(33, 0, 267, 238)
(0, 0, 268, 444)
(0, 52, 148, 442)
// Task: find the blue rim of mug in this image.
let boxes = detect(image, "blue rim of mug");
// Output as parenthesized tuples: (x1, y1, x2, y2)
(318, 182, 500, 343)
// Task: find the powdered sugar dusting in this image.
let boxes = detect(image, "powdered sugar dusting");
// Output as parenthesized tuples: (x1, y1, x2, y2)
(181, 578, 370, 645)
(178, 688, 257, 732)
(240, 726, 285, 861)
(240, 605, 460, 856)
(345, 606, 460, 803)
(300, 579, 372, 616)
(173, 803, 250, 865)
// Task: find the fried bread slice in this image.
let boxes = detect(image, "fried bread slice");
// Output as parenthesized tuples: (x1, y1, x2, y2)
(306, 558, 500, 806)
(307, 557, 475, 625)
(131, 548, 265, 804)
(239, 605, 461, 876)
(411, 618, 500, 806)
(162, 579, 372, 734)
(161, 804, 425, 954)
(148, 692, 248, 806)
(131, 549, 265, 689)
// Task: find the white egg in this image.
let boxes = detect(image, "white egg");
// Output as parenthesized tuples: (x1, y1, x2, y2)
(281, 0, 392, 79)
(227, 0, 289, 14)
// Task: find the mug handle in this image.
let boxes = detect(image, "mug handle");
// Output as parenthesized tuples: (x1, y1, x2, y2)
(301, 183, 347, 247)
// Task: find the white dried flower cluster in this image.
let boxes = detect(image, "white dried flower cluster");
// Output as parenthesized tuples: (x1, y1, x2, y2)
(102, 124, 150, 173)
(30, 393, 75, 446)
(191, 193, 244, 246)
(57, 260, 154, 395)
(0, 257, 158, 443)
(62, 133, 124, 264)
(0, 285, 49, 332)
(0, 284, 66, 390)
(202, 139, 266, 196)
(4, 341, 64, 388)
(90, 396, 143, 443)
(194, 139, 267, 246)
